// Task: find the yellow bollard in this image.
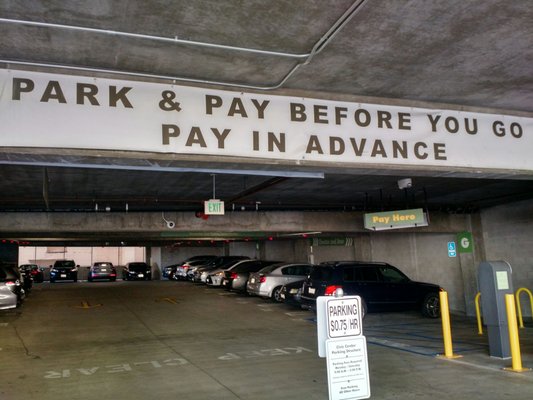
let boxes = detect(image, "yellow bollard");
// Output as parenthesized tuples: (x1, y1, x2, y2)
(503, 294, 531, 372)
(474, 292, 483, 335)
(438, 290, 462, 359)
(515, 287, 533, 329)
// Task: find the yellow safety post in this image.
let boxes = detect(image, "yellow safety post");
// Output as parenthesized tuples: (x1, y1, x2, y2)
(503, 294, 531, 372)
(438, 290, 462, 359)
(474, 292, 483, 335)
(515, 287, 533, 329)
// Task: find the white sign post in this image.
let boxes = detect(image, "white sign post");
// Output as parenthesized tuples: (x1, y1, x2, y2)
(317, 294, 370, 399)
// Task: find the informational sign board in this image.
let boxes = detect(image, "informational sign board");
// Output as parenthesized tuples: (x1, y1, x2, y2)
(447, 241, 457, 257)
(317, 295, 363, 357)
(457, 232, 473, 253)
(364, 208, 428, 231)
(204, 199, 225, 215)
(326, 297, 363, 338)
(326, 337, 370, 400)
(317, 295, 370, 400)
(1, 70, 532, 173)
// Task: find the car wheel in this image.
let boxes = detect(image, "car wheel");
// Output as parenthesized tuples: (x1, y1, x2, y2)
(271, 286, 283, 303)
(421, 293, 440, 318)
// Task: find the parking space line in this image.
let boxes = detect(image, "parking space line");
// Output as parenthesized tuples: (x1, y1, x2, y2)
(0, 322, 8, 327)
(285, 311, 310, 317)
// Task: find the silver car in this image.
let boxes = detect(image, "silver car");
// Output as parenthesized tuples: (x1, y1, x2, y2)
(246, 262, 313, 302)
(206, 258, 250, 287)
(1, 264, 24, 310)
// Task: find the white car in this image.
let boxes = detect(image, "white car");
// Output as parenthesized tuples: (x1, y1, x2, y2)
(246, 263, 313, 302)
(204, 257, 250, 286)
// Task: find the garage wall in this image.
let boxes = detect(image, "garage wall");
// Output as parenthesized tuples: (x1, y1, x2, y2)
(264, 240, 299, 262)
(19, 246, 145, 267)
(311, 244, 355, 264)
(481, 199, 533, 317)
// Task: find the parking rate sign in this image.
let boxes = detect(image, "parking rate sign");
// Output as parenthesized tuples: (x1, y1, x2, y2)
(317, 296, 363, 357)
(326, 297, 362, 338)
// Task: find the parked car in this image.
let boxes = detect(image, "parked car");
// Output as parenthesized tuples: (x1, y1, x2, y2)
(300, 261, 443, 318)
(195, 256, 249, 283)
(247, 262, 313, 301)
(0, 263, 25, 309)
(13, 264, 33, 294)
(88, 262, 117, 282)
(162, 264, 180, 279)
(280, 279, 306, 308)
(122, 262, 151, 281)
(19, 264, 44, 283)
(205, 257, 251, 287)
(221, 260, 280, 292)
(50, 260, 79, 283)
(173, 256, 218, 280)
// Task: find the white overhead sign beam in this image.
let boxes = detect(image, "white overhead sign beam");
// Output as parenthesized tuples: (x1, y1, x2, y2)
(1, 69, 532, 173)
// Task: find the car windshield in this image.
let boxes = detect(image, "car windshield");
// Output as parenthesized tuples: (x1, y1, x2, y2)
(129, 263, 148, 271)
(310, 266, 334, 281)
(94, 262, 113, 267)
(257, 263, 285, 274)
(56, 261, 75, 268)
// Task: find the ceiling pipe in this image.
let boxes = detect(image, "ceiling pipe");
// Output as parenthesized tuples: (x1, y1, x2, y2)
(0, 17, 309, 59)
(0, 0, 368, 91)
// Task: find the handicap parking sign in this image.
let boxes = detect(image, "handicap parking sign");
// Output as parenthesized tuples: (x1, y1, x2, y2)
(448, 242, 456, 257)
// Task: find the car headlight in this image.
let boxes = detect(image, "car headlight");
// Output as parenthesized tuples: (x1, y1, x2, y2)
(51, 268, 58, 273)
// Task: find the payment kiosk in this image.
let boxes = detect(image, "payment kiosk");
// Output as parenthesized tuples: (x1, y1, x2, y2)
(478, 261, 513, 359)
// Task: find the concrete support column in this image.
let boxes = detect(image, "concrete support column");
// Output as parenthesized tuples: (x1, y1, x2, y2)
(459, 213, 486, 316)
(148, 247, 162, 280)
(354, 233, 373, 260)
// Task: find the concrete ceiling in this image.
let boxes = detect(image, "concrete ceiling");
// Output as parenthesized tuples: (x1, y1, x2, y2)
(0, 1, 532, 226)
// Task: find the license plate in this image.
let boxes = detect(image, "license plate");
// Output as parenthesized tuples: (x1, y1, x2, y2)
(290, 288, 298, 294)
(250, 278, 255, 284)
(101, 269, 107, 272)
(138, 274, 144, 278)
(308, 287, 316, 294)
(61, 274, 67, 278)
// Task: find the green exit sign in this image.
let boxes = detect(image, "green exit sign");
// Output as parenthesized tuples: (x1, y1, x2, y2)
(204, 199, 225, 215)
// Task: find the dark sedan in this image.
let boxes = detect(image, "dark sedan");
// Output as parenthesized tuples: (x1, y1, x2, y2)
(19, 264, 44, 283)
(122, 262, 151, 281)
(50, 260, 79, 283)
(300, 261, 443, 318)
(88, 262, 117, 282)
(280, 280, 305, 308)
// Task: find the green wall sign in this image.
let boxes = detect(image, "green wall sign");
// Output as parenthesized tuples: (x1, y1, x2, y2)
(311, 238, 354, 246)
(364, 208, 428, 231)
(457, 232, 473, 253)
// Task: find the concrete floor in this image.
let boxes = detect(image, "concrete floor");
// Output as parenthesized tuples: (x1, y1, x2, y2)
(0, 281, 531, 400)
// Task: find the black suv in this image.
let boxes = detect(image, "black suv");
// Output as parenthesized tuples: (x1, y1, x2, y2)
(300, 261, 442, 318)
(50, 260, 79, 283)
(123, 262, 151, 281)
